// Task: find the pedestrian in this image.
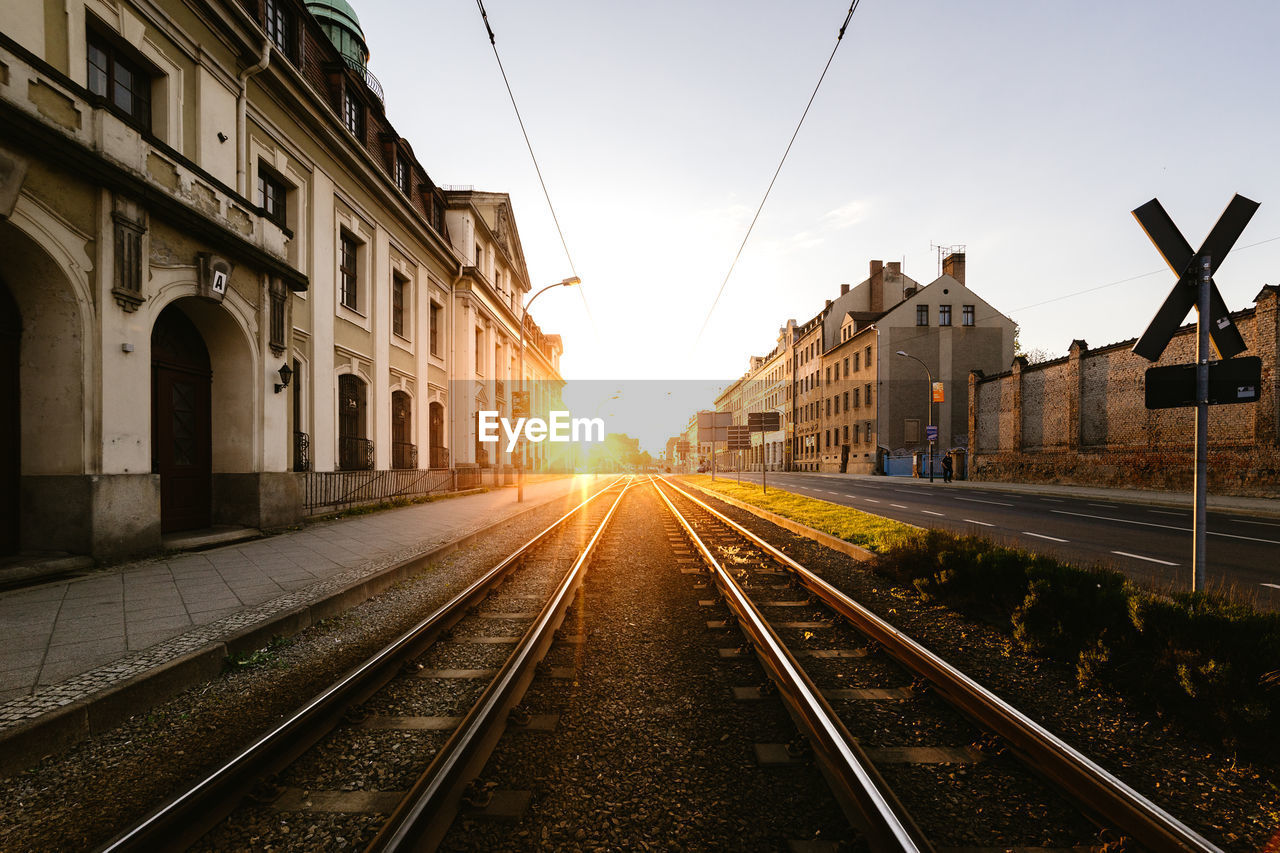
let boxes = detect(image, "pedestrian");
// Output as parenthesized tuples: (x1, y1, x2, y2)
(941, 454, 953, 483)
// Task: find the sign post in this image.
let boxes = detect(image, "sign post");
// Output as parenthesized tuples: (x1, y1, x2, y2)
(698, 411, 732, 482)
(749, 411, 781, 494)
(1132, 194, 1259, 591)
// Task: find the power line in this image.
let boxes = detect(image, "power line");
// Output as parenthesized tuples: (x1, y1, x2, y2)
(474, 0, 597, 335)
(692, 1, 861, 352)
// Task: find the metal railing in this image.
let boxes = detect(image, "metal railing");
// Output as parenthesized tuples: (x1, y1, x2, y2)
(293, 431, 311, 472)
(338, 437, 375, 471)
(303, 468, 456, 513)
(342, 55, 383, 105)
(429, 445, 449, 469)
(392, 442, 417, 470)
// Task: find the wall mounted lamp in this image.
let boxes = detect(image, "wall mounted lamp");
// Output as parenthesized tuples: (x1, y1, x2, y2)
(274, 362, 293, 393)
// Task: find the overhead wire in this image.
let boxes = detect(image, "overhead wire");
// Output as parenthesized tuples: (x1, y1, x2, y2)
(692, 0, 862, 352)
(474, 0, 597, 336)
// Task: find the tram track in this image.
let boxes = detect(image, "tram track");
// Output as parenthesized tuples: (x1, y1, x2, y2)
(652, 475, 1222, 853)
(97, 477, 631, 853)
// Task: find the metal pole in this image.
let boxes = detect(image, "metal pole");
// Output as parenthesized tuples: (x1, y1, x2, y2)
(1193, 254, 1210, 591)
(762, 427, 767, 495)
(518, 318, 525, 503)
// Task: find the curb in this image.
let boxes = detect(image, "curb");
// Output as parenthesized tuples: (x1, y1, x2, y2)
(675, 479, 886, 564)
(0, 484, 589, 777)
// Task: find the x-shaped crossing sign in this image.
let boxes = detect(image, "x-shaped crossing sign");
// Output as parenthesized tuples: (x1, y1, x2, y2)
(1131, 194, 1258, 362)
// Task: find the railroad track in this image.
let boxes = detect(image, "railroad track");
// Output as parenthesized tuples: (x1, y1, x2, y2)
(98, 476, 631, 853)
(652, 475, 1222, 853)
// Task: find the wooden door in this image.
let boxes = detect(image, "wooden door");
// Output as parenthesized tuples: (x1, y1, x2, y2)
(151, 307, 212, 533)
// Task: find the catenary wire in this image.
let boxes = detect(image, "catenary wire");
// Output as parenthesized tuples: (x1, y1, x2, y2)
(692, 1, 861, 352)
(475, 0, 597, 337)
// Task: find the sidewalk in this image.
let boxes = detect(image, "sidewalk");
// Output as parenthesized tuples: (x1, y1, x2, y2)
(0, 475, 600, 773)
(731, 470, 1280, 519)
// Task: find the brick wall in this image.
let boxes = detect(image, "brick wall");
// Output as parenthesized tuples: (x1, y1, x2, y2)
(968, 286, 1280, 496)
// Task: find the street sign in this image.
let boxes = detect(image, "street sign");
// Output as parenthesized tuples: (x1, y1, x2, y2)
(1132, 195, 1257, 362)
(748, 411, 781, 432)
(676, 440, 691, 454)
(1144, 357, 1261, 409)
(726, 424, 751, 451)
(931, 382, 944, 403)
(925, 424, 938, 442)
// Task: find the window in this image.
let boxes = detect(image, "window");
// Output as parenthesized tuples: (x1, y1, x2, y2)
(843, 425, 849, 443)
(264, 0, 296, 61)
(866, 421, 873, 442)
(826, 366, 831, 383)
(916, 304, 929, 326)
(962, 304, 975, 326)
(338, 375, 370, 470)
(853, 352, 860, 372)
(853, 388, 860, 408)
(475, 327, 484, 374)
(843, 391, 849, 410)
(865, 346, 872, 367)
(939, 304, 952, 326)
(392, 274, 407, 338)
(853, 424, 860, 443)
(843, 357, 849, 374)
(87, 30, 152, 131)
(257, 164, 289, 229)
(344, 90, 364, 138)
(865, 384, 872, 405)
(826, 398, 831, 417)
(430, 302, 441, 355)
(905, 418, 920, 444)
(395, 156, 411, 195)
(339, 231, 359, 311)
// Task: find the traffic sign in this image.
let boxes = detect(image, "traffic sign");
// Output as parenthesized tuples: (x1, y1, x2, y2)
(748, 411, 781, 432)
(1132, 195, 1257, 362)
(1144, 357, 1261, 409)
(925, 424, 938, 442)
(931, 382, 944, 403)
(697, 410, 732, 442)
(726, 425, 751, 451)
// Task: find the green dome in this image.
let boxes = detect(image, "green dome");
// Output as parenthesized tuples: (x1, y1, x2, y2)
(306, 0, 369, 66)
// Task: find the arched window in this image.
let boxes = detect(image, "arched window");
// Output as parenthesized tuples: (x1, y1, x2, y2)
(429, 402, 447, 469)
(392, 390, 414, 469)
(338, 374, 370, 470)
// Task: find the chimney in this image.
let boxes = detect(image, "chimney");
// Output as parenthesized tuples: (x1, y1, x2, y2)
(869, 260, 884, 313)
(825, 299, 832, 310)
(840, 283, 850, 295)
(943, 252, 966, 286)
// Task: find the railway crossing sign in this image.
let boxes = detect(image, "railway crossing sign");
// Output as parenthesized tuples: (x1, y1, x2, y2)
(1132, 194, 1257, 362)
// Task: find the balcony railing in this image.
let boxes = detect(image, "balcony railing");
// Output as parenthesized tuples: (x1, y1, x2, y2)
(392, 441, 417, 470)
(294, 431, 311, 472)
(343, 55, 384, 105)
(429, 445, 449, 469)
(339, 437, 375, 471)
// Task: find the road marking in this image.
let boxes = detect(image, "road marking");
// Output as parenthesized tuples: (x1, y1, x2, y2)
(1233, 518, 1280, 528)
(1263, 583, 1280, 590)
(1088, 503, 1118, 509)
(1024, 531, 1068, 543)
(1051, 509, 1280, 544)
(1149, 509, 1184, 516)
(863, 498, 880, 503)
(955, 497, 1014, 507)
(1040, 498, 1064, 503)
(922, 510, 945, 517)
(1112, 550, 1178, 566)
(963, 519, 995, 527)
(890, 504, 908, 509)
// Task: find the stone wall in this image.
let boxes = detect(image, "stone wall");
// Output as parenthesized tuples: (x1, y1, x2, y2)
(968, 286, 1279, 496)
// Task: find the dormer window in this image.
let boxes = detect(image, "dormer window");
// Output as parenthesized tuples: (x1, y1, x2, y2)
(395, 156, 411, 195)
(344, 89, 364, 139)
(264, 0, 297, 63)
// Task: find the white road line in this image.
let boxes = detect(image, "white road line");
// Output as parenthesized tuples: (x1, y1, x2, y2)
(1233, 518, 1280, 528)
(1149, 509, 1184, 516)
(890, 504, 908, 509)
(922, 510, 945, 517)
(1262, 583, 1280, 590)
(1112, 550, 1178, 566)
(1088, 503, 1118, 509)
(955, 497, 1014, 507)
(1024, 531, 1068, 543)
(1051, 509, 1280, 545)
(1040, 498, 1064, 503)
(963, 519, 995, 527)
(863, 498, 880, 503)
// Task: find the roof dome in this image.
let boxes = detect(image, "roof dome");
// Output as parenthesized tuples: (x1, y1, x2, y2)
(306, 0, 369, 67)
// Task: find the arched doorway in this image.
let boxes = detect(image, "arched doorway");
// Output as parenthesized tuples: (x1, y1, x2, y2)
(0, 278, 19, 554)
(428, 402, 446, 469)
(152, 305, 212, 532)
(391, 390, 413, 469)
(338, 374, 370, 470)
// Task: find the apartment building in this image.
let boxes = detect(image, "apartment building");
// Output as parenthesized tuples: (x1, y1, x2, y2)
(0, 0, 563, 559)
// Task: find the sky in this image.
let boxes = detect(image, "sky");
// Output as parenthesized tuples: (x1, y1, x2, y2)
(354, 0, 1280, 449)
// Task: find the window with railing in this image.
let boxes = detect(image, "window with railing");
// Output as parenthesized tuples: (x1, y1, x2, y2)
(338, 374, 371, 470)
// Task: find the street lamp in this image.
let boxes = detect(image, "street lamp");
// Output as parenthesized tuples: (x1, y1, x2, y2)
(896, 350, 935, 483)
(518, 276, 580, 501)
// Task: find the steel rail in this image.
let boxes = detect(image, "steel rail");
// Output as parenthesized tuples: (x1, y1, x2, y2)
(658, 476, 1223, 853)
(97, 476, 626, 853)
(367, 478, 633, 852)
(651, 477, 931, 853)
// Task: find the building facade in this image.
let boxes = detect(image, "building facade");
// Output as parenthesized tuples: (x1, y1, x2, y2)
(0, 0, 564, 560)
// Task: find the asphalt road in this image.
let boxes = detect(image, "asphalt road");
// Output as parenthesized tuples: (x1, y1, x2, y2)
(712, 470, 1280, 610)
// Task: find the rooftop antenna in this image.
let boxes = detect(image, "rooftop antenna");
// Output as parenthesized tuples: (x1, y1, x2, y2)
(931, 242, 966, 276)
